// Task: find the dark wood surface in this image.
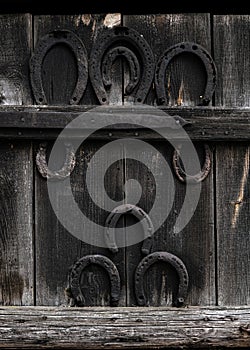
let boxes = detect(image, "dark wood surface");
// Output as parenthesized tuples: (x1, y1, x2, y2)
(214, 15, 250, 305)
(0, 15, 33, 306)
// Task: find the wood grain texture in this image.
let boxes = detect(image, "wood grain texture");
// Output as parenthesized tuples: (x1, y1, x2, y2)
(0, 15, 33, 305)
(0, 142, 33, 305)
(0, 14, 32, 105)
(0, 306, 249, 348)
(0, 106, 249, 141)
(123, 14, 215, 306)
(214, 15, 250, 305)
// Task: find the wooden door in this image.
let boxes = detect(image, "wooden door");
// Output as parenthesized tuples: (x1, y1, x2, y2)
(0, 13, 249, 310)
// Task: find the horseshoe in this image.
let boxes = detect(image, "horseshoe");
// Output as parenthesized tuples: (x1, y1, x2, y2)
(30, 29, 88, 105)
(89, 26, 155, 104)
(68, 255, 120, 306)
(172, 143, 212, 183)
(105, 204, 154, 255)
(135, 251, 189, 307)
(36, 142, 76, 180)
(155, 41, 217, 106)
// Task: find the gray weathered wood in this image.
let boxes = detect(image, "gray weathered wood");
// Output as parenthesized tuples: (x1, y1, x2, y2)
(0, 106, 249, 141)
(34, 15, 127, 306)
(0, 14, 33, 305)
(124, 14, 215, 306)
(0, 306, 249, 348)
(214, 15, 250, 305)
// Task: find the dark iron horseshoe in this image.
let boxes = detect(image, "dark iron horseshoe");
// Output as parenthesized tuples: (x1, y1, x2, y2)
(68, 255, 120, 306)
(30, 29, 88, 105)
(89, 26, 155, 104)
(135, 251, 189, 307)
(155, 41, 217, 106)
(36, 142, 76, 180)
(173, 143, 212, 183)
(105, 204, 154, 255)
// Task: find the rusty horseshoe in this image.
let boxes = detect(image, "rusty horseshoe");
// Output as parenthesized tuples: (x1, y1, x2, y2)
(105, 204, 154, 255)
(36, 142, 76, 180)
(135, 251, 189, 307)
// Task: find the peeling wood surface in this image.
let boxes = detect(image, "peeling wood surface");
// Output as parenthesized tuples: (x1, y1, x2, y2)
(0, 306, 250, 348)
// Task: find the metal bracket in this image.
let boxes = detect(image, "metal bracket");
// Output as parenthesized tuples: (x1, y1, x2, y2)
(105, 204, 154, 255)
(67, 255, 120, 307)
(89, 26, 155, 104)
(173, 143, 212, 183)
(155, 41, 217, 106)
(30, 30, 88, 105)
(135, 251, 189, 307)
(36, 142, 76, 180)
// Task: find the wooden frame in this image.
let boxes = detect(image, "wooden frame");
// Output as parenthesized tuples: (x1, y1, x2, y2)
(0, 306, 250, 348)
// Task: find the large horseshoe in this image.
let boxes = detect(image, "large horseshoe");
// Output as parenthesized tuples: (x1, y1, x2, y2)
(68, 255, 120, 306)
(155, 41, 217, 106)
(105, 204, 154, 255)
(30, 29, 88, 105)
(89, 26, 155, 104)
(173, 143, 212, 183)
(135, 251, 189, 307)
(36, 142, 76, 180)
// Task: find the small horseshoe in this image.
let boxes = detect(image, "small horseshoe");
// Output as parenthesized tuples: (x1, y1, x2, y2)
(68, 255, 120, 306)
(155, 41, 217, 106)
(36, 142, 76, 180)
(172, 144, 212, 183)
(105, 204, 154, 255)
(30, 29, 88, 105)
(102, 46, 141, 95)
(135, 251, 189, 307)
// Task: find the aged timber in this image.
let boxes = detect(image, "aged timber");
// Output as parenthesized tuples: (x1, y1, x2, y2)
(0, 105, 249, 141)
(0, 306, 249, 348)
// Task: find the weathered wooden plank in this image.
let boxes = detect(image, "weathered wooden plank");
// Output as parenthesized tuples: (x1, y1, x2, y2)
(0, 14, 32, 105)
(0, 306, 249, 348)
(214, 15, 250, 305)
(0, 106, 249, 140)
(124, 14, 215, 306)
(0, 14, 33, 305)
(0, 142, 33, 305)
(34, 15, 126, 306)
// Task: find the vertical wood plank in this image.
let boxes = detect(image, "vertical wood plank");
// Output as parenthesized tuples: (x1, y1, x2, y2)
(123, 14, 215, 306)
(214, 15, 250, 305)
(0, 14, 33, 305)
(34, 14, 126, 306)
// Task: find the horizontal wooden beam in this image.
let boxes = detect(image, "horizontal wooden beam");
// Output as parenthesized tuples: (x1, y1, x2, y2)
(0, 306, 250, 348)
(0, 105, 249, 141)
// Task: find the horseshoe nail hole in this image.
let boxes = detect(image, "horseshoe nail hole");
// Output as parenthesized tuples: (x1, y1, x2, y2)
(192, 45, 198, 50)
(138, 295, 144, 300)
(39, 97, 43, 102)
(102, 97, 107, 103)
(137, 98, 142, 102)
(180, 44, 185, 49)
(72, 97, 77, 102)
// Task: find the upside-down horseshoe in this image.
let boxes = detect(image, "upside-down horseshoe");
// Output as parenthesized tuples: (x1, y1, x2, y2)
(89, 26, 155, 104)
(155, 41, 217, 106)
(68, 255, 120, 306)
(135, 251, 189, 307)
(173, 143, 212, 183)
(36, 142, 76, 180)
(30, 29, 88, 105)
(105, 204, 154, 255)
